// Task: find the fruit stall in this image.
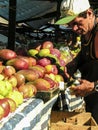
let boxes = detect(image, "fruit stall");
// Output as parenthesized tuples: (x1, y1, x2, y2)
(0, 1, 80, 129)
(0, 1, 98, 130)
(0, 40, 76, 130)
(0, 42, 97, 130)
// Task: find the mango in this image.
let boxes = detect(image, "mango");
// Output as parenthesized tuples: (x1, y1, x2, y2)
(17, 69, 39, 82)
(32, 78, 51, 91)
(0, 49, 17, 60)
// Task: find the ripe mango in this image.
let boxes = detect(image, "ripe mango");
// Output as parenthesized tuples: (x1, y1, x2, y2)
(32, 78, 51, 91)
(17, 69, 39, 82)
(0, 49, 17, 60)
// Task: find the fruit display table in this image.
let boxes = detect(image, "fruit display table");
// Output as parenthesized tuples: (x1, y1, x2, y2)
(0, 95, 58, 130)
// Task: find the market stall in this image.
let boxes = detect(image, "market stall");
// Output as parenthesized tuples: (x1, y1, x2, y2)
(0, 1, 98, 130)
(0, 37, 80, 129)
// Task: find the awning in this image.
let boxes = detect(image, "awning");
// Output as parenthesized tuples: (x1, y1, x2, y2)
(0, 0, 57, 29)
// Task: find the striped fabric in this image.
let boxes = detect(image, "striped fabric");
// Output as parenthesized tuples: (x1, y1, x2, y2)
(0, 98, 43, 130)
(58, 88, 85, 112)
(0, 96, 58, 130)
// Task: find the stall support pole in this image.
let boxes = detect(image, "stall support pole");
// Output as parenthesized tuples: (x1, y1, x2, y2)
(55, 0, 62, 43)
(8, 0, 16, 50)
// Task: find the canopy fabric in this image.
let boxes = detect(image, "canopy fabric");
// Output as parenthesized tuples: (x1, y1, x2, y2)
(0, 0, 57, 29)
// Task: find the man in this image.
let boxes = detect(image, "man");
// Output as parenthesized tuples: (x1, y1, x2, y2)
(55, 0, 98, 123)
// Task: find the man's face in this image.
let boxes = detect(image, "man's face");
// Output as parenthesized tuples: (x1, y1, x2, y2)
(68, 13, 92, 35)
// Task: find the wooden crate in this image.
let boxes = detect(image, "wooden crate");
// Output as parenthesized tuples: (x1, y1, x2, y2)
(50, 122, 90, 130)
(50, 111, 80, 123)
(91, 126, 98, 130)
(66, 112, 97, 126)
(50, 111, 98, 130)
(36, 87, 59, 102)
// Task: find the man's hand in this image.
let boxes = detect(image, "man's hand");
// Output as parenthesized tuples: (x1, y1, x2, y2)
(70, 79, 94, 97)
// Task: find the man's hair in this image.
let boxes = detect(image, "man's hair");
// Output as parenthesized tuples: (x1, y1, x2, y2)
(94, 9, 98, 17)
(78, 10, 87, 18)
(78, 8, 95, 18)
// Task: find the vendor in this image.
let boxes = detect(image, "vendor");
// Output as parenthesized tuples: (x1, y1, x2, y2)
(55, 0, 98, 123)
